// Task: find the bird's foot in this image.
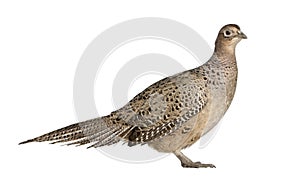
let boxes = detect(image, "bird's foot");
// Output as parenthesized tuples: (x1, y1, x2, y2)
(181, 161, 216, 168)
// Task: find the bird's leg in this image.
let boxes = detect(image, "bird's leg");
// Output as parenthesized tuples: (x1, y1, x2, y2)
(173, 150, 216, 168)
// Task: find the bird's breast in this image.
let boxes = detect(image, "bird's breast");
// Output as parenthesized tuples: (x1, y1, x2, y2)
(201, 65, 238, 134)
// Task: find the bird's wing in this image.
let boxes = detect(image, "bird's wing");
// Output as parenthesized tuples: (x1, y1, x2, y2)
(118, 70, 209, 145)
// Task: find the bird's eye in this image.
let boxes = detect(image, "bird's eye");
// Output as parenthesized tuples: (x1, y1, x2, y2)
(224, 30, 232, 37)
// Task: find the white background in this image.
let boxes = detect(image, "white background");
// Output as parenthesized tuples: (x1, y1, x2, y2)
(1, 0, 300, 176)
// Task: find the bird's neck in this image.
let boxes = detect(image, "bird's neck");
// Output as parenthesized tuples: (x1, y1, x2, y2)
(213, 43, 237, 65)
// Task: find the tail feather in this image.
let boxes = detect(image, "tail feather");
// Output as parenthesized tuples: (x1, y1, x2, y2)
(67, 139, 91, 147)
(50, 133, 85, 144)
(50, 123, 112, 145)
(19, 123, 83, 145)
(19, 115, 128, 147)
(65, 126, 120, 147)
(88, 127, 129, 148)
(88, 138, 119, 149)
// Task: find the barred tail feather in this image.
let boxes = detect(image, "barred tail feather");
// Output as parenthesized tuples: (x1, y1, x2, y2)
(19, 122, 84, 145)
(19, 115, 128, 148)
(87, 126, 132, 148)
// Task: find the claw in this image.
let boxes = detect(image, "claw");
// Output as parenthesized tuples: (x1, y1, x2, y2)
(181, 161, 216, 168)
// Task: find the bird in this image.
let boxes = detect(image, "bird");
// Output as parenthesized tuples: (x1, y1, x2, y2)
(19, 24, 247, 168)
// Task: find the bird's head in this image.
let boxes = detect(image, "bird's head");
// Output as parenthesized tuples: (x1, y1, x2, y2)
(215, 24, 247, 50)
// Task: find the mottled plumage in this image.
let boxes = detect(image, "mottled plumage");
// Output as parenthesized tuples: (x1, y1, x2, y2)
(20, 24, 247, 168)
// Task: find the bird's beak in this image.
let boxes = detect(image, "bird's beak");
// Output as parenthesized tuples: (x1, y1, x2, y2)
(238, 31, 247, 39)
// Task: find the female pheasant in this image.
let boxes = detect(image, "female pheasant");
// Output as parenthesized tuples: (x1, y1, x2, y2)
(20, 24, 247, 168)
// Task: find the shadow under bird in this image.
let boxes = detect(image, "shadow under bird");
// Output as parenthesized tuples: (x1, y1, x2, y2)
(20, 24, 247, 168)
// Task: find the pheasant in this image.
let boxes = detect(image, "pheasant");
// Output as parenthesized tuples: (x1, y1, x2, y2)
(19, 24, 247, 168)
